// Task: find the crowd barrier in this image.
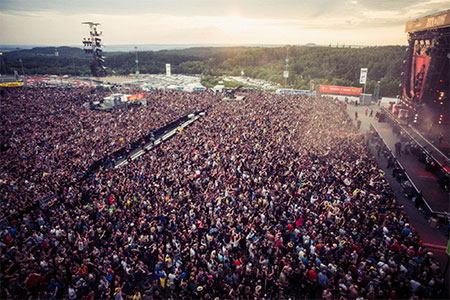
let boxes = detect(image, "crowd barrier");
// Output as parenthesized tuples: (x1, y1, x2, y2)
(381, 107, 450, 176)
(369, 124, 449, 226)
(79, 109, 206, 179)
(112, 110, 206, 168)
(38, 110, 206, 208)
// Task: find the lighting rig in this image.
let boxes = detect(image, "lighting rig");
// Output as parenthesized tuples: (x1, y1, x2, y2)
(82, 22, 106, 77)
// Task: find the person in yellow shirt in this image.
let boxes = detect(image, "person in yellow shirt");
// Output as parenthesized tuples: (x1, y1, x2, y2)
(159, 271, 167, 288)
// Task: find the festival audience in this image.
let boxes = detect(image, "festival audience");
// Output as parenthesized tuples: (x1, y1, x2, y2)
(0, 87, 216, 213)
(0, 88, 446, 299)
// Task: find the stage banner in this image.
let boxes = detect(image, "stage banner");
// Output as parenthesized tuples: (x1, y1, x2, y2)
(360, 68, 368, 84)
(0, 82, 24, 87)
(127, 93, 146, 101)
(405, 10, 450, 32)
(319, 85, 362, 95)
(26, 77, 46, 84)
(410, 55, 430, 100)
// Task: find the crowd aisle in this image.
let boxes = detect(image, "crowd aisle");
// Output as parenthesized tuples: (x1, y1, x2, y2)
(0, 89, 446, 299)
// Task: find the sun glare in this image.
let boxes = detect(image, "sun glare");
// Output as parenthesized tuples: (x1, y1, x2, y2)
(219, 14, 246, 33)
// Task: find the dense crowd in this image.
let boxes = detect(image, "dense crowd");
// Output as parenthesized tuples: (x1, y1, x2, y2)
(0, 88, 446, 299)
(0, 87, 217, 213)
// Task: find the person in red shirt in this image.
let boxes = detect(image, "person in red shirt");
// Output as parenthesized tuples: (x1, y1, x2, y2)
(308, 268, 317, 282)
(24, 273, 40, 288)
(24, 272, 41, 297)
(287, 224, 294, 232)
(78, 264, 89, 278)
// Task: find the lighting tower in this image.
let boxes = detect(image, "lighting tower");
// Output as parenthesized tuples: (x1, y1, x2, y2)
(82, 22, 106, 77)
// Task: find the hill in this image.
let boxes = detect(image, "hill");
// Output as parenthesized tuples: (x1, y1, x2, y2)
(1, 45, 406, 97)
(3, 46, 85, 58)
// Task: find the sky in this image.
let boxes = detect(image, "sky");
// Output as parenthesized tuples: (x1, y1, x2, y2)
(0, 0, 448, 46)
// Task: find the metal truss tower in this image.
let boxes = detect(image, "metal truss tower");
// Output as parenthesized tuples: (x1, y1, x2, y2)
(82, 22, 106, 77)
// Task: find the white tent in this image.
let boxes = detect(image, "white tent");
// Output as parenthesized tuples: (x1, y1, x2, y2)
(213, 85, 225, 92)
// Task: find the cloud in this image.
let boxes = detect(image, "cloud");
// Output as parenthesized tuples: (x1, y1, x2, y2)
(2, 0, 448, 22)
(356, 0, 424, 11)
(1, 0, 448, 46)
(5, 0, 446, 19)
(357, 0, 448, 18)
(0, 10, 408, 46)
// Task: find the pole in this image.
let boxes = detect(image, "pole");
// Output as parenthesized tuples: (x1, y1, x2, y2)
(19, 59, 25, 76)
(363, 82, 366, 105)
(0, 53, 6, 75)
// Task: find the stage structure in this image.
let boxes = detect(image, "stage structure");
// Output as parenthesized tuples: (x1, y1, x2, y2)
(82, 22, 106, 77)
(401, 10, 449, 125)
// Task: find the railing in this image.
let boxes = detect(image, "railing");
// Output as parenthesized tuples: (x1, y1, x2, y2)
(369, 123, 450, 225)
(381, 107, 450, 176)
(112, 110, 206, 168)
(36, 109, 207, 208)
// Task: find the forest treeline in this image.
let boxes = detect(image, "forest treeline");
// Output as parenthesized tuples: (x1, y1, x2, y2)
(2, 45, 406, 97)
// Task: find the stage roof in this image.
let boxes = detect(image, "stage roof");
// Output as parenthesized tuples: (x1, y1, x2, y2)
(405, 9, 450, 33)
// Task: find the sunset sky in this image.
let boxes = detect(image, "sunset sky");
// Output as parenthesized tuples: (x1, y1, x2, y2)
(0, 0, 448, 47)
